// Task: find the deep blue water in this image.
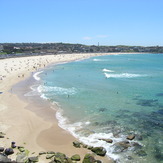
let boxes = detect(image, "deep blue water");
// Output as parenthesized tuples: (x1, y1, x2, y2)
(29, 53, 163, 162)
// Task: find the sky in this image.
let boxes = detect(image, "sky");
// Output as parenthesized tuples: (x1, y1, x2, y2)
(0, 0, 163, 46)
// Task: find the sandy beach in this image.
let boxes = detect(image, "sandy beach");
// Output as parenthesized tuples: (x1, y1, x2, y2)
(0, 53, 130, 162)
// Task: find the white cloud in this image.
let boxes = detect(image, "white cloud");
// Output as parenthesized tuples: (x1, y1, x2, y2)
(83, 36, 92, 40)
(96, 35, 108, 38)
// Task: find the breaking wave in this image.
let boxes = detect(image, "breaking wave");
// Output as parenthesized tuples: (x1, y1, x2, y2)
(104, 73, 146, 79)
(55, 110, 124, 161)
(33, 71, 43, 81)
(102, 68, 114, 73)
(93, 58, 108, 62)
(37, 85, 77, 96)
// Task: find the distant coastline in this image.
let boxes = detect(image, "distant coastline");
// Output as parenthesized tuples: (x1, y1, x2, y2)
(0, 43, 163, 59)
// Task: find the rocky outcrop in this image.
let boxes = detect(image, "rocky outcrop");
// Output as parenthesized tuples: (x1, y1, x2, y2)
(91, 147, 107, 156)
(28, 156, 39, 162)
(127, 135, 135, 140)
(0, 153, 12, 162)
(82, 154, 96, 163)
(4, 148, 14, 155)
(39, 151, 47, 155)
(16, 151, 29, 163)
(0, 147, 4, 152)
(114, 141, 131, 153)
(71, 154, 81, 161)
(99, 138, 113, 143)
(0, 132, 5, 138)
(136, 150, 147, 156)
(73, 141, 81, 148)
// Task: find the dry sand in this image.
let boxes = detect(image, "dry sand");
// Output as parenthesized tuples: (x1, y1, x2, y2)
(0, 53, 127, 162)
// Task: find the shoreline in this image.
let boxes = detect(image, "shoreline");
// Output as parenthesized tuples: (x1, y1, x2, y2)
(0, 52, 143, 162)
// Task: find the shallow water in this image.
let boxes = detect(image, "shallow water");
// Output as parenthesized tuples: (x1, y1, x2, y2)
(28, 53, 163, 162)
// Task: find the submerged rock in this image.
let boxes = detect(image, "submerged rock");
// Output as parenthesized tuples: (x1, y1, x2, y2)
(99, 138, 113, 143)
(98, 108, 107, 112)
(71, 154, 81, 161)
(91, 147, 107, 156)
(136, 99, 158, 107)
(156, 93, 163, 96)
(114, 141, 131, 153)
(136, 150, 147, 156)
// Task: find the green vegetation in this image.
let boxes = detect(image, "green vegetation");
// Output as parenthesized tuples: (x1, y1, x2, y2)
(0, 52, 7, 55)
(0, 43, 163, 58)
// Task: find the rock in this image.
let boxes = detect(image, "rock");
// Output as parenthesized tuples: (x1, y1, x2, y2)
(71, 154, 81, 161)
(95, 160, 102, 163)
(0, 134, 5, 138)
(82, 144, 88, 148)
(73, 141, 81, 148)
(11, 142, 16, 148)
(127, 156, 133, 160)
(98, 108, 107, 112)
(136, 135, 143, 141)
(127, 135, 135, 140)
(4, 148, 14, 155)
(0, 132, 5, 135)
(16, 152, 28, 163)
(136, 150, 147, 157)
(28, 156, 39, 162)
(0, 147, 4, 152)
(132, 142, 142, 151)
(46, 154, 55, 159)
(114, 141, 131, 153)
(0, 153, 11, 162)
(99, 138, 113, 143)
(87, 146, 93, 150)
(39, 151, 47, 155)
(82, 154, 96, 163)
(91, 147, 107, 156)
(52, 152, 73, 163)
(18, 146, 25, 152)
(47, 151, 55, 154)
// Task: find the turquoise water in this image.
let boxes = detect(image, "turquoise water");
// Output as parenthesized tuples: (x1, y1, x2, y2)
(31, 54, 163, 162)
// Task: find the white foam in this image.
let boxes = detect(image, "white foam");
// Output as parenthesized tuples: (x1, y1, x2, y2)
(104, 73, 146, 79)
(40, 93, 48, 100)
(33, 71, 43, 81)
(24, 85, 41, 96)
(102, 68, 114, 73)
(93, 58, 107, 62)
(38, 85, 77, 95)
(56, 109, 123, 161)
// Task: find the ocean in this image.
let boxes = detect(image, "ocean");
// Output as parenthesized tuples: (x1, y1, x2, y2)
(26, 53, 163, 163)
